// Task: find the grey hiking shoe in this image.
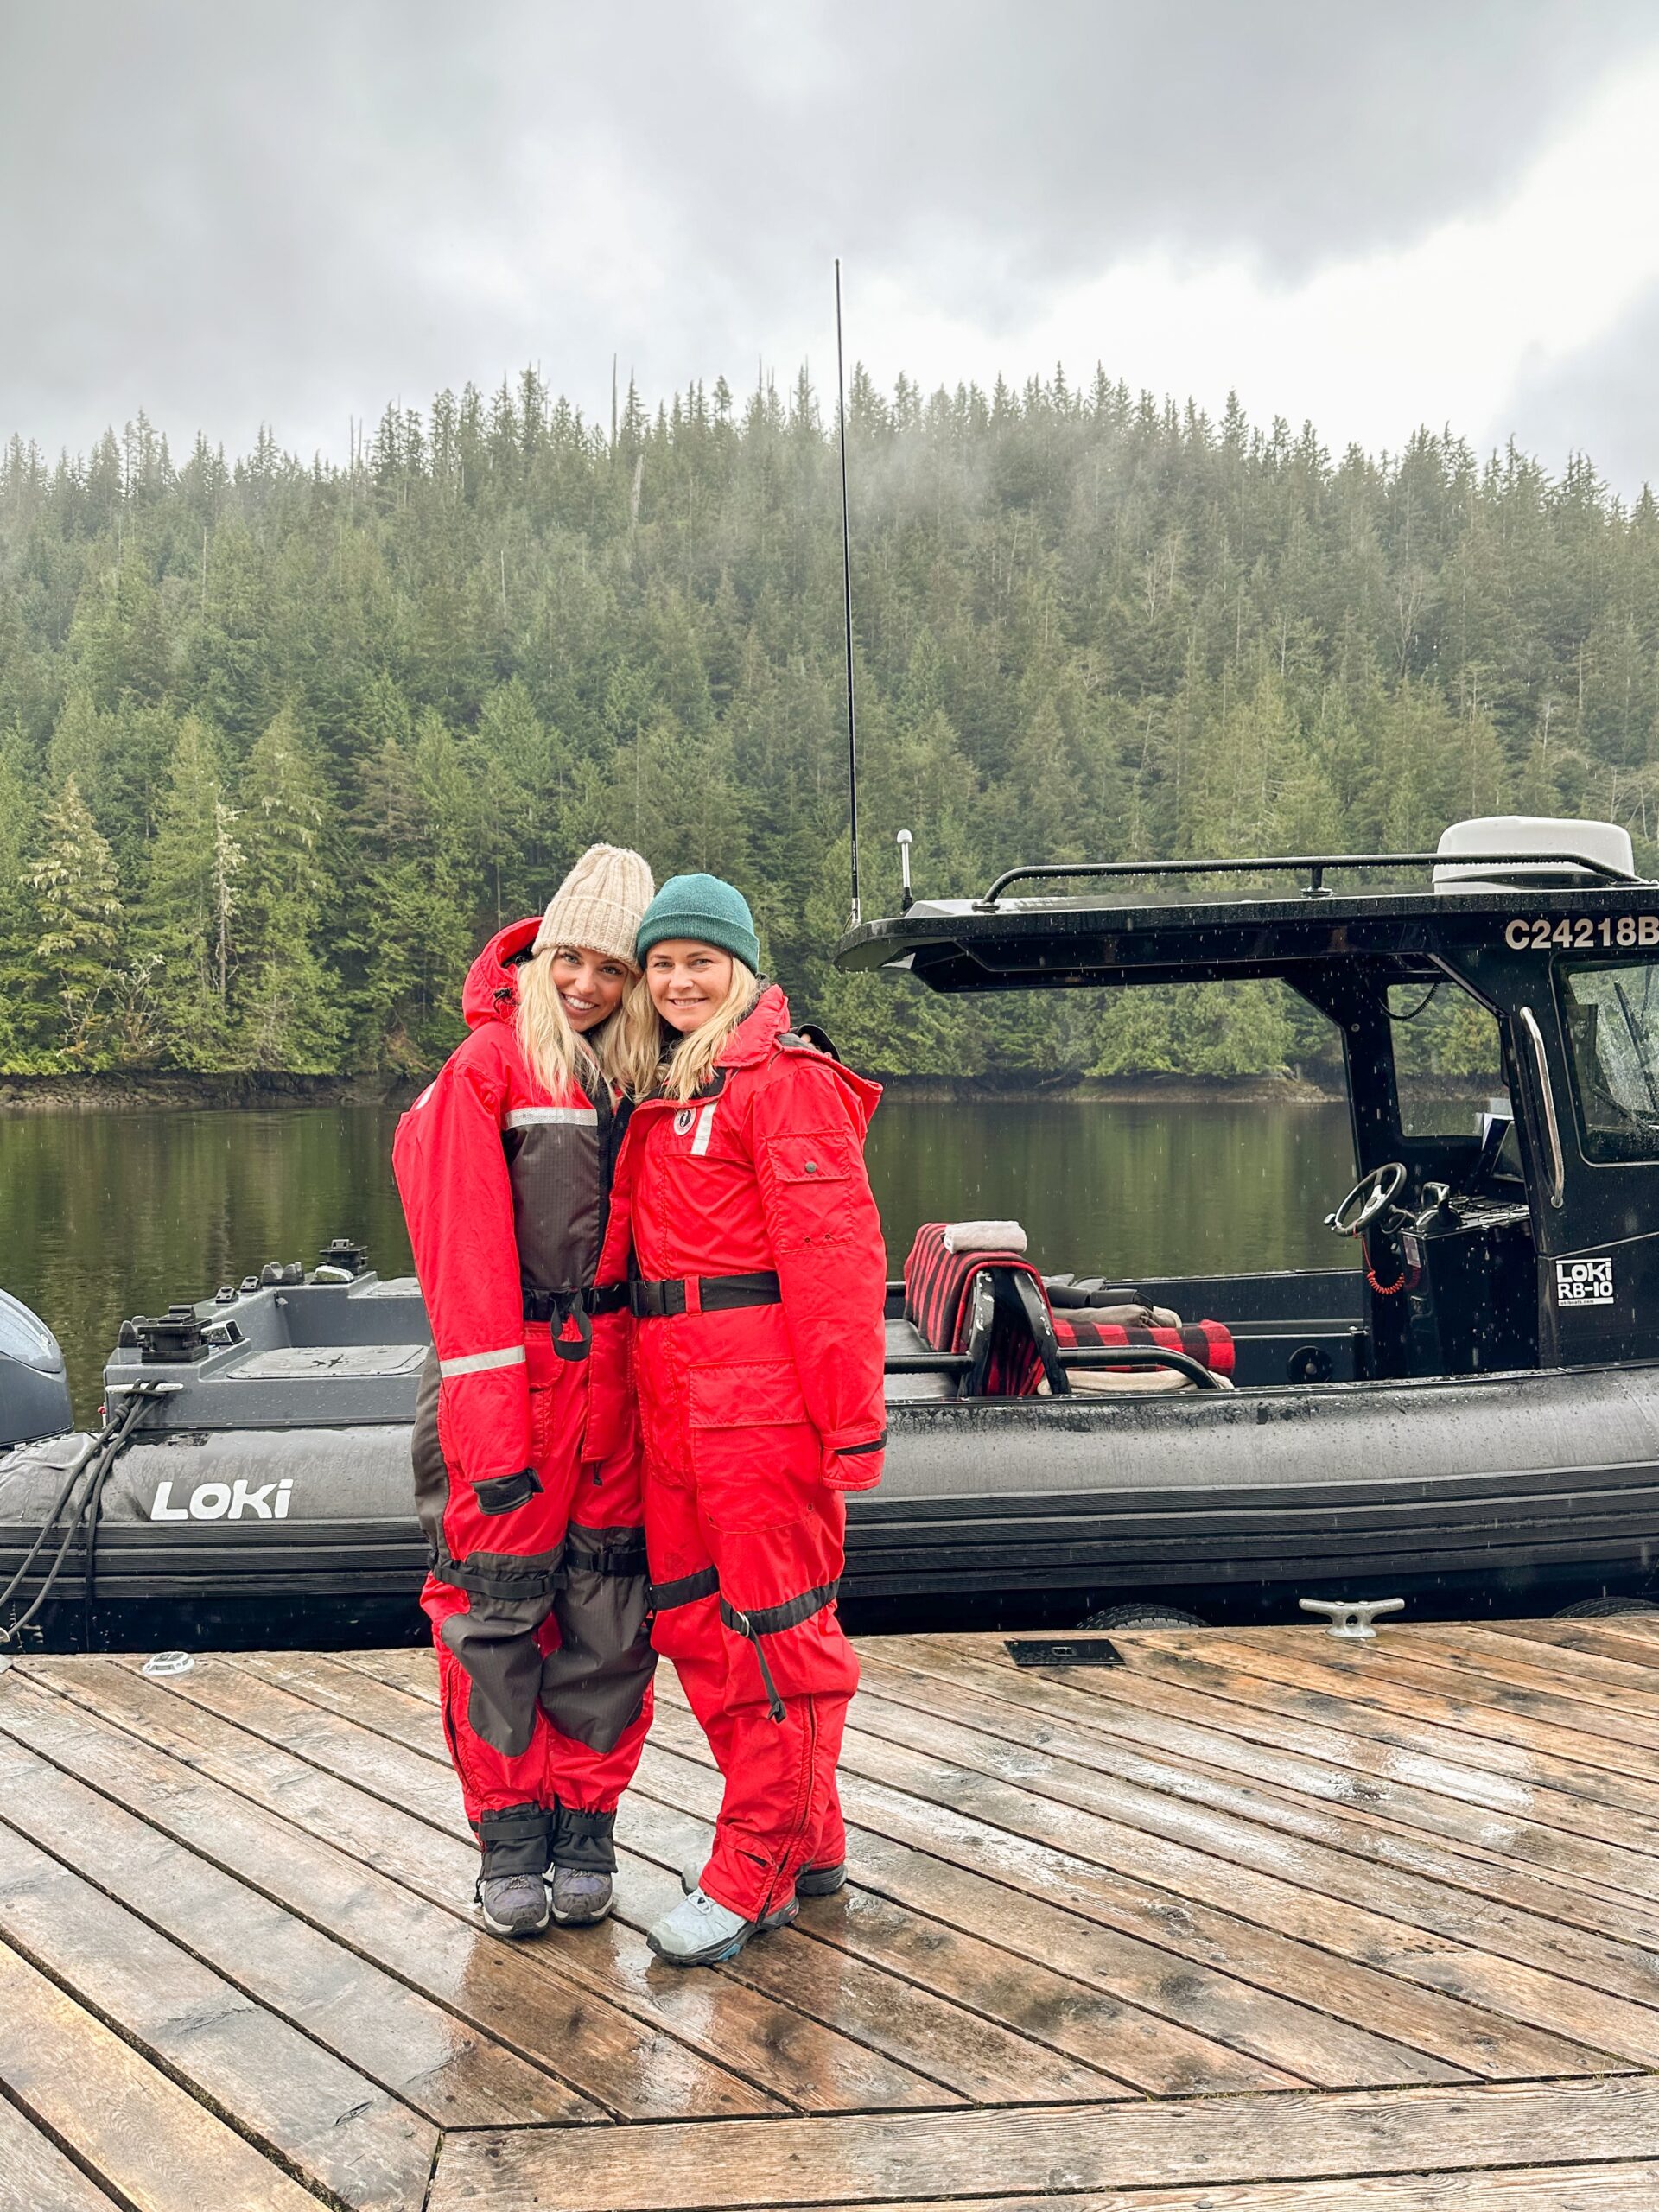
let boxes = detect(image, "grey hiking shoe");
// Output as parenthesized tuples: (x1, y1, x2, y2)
(680, 1857, 844, 1914)
(647, 1885, 796, 1966)
(550, 1866, 613, 1925)
(477, 1870, 551, 1937)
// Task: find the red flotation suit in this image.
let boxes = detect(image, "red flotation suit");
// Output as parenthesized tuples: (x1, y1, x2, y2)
(596, 984, 887, 1923)
(392, 919, 653, 1879)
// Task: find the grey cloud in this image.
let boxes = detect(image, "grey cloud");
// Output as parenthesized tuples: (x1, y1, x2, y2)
(3, 0, 1655, 459)
(1497, 284, 1659, 496)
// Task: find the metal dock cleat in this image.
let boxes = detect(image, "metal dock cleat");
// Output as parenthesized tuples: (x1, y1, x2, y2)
(1299, 1596, 1406, 1640)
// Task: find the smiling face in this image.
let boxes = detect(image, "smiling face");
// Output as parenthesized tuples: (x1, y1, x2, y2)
(548, 946, 632, 1032)
(645, 939, 735, 1033)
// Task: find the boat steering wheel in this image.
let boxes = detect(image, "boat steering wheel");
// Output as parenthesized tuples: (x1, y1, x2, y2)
(1325, 1160, 1407, 1238)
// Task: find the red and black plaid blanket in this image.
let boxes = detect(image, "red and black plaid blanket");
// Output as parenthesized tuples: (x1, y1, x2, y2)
(1052, 1313, 1236, 1378)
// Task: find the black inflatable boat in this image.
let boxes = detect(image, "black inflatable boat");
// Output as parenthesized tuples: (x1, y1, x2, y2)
(6, 816, 1659, 1649)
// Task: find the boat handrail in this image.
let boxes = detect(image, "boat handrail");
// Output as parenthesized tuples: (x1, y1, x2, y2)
(1518, 1005, 1567, 1211)
(887, 1344, 1224, 1391)
(977, 850, 1648, 906)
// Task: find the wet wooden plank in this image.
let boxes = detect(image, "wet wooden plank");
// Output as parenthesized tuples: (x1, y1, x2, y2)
(0, 1815, 437, 2212)
(429, 2074, 1659, 2211)
(639, 1713, 1467, 2090)
(949, 1629, 1659, 1840)
(781, 2172, 1659, 2212)
(0, 2088, 123, 2212)
(126, 1654, 986, 2114)
(1565, 1611, 1659, 1647)
(1403, 1623, 1659, 1726)
(849, 1652, 1659, 2024)
(1479, 1618, 1659, 1669)
(0, 1669, 699, 2125)
(0, 1705, 575, 2130)
(1120, 1631, 1659, 1799)
(898, 1637, 1659, 1875)
(807, 1706, 1624, 2077)
(861, 1637, 1659, 1953)
(1170, 1628, 1659, 1773)
(238, 1648, 1287, 2101)
(0, 1939, 321, 2212)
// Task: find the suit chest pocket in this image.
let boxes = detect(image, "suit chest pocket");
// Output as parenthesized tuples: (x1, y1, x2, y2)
(759, 1130, 859, 1249)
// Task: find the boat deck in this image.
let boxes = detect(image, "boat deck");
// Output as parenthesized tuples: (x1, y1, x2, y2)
(4, 1618, 1659, 2209)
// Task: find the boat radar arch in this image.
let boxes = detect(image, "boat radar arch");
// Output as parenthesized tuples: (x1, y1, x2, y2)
(1434, 816, 1636, 895)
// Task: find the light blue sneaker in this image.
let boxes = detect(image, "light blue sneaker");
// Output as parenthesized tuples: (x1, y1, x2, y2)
(679, 1858, 834, 1922)
(647, 1885, 793, 1966)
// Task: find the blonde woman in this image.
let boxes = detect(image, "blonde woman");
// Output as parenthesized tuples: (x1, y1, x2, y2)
(393, 845, 657, 1938)
(594, 874, 888, 1965)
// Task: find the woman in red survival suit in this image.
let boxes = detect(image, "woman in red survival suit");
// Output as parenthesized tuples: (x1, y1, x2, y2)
(597, 873, 888, 1967)
(393, 845, 658, 1939)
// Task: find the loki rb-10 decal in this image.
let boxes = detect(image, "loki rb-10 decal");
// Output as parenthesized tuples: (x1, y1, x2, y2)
(1505, 916, 1659, 950)
(1555, 1256, 1615, 1306)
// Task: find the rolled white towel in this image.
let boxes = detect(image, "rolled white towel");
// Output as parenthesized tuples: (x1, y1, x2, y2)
(943, 1219, 1028, 1255)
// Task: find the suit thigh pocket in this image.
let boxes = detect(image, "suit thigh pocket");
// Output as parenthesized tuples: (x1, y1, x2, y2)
(688, 1360, 819, 1533)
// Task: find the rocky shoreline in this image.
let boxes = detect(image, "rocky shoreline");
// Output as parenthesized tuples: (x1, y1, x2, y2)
(0, 1071, 412, 1115)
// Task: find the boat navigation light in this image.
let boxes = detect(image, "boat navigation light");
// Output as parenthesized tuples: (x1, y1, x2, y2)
(896, 829, 913, 913)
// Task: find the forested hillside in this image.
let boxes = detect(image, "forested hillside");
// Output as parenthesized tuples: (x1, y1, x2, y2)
(2, 367, 1656, 1081)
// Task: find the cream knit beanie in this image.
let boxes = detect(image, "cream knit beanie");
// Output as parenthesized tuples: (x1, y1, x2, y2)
(532, 844, 655, 967)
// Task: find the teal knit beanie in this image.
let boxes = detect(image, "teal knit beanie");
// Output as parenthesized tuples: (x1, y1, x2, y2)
(635, 874, 760, 971)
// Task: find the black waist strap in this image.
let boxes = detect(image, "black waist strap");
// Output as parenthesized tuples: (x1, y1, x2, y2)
(520, 1285, 606, 1357)
(629, 1270, 781, 1319)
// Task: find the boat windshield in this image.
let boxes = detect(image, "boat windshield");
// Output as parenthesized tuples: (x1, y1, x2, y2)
(1560, 960, 1659, 1161)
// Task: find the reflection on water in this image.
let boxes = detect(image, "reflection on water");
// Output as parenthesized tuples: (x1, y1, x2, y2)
(867, 1096, 1357, 1286)
(3, 1096, 1357, 1421)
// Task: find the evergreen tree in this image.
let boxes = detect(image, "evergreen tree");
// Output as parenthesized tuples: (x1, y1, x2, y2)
(136, 714, 239, 1066)
(235, 707, 346, 1071)
(25, 778, 123, 1065)
(0, 730, 42, 1064)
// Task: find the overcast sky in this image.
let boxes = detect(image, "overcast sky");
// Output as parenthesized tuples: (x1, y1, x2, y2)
(5, 1, 1659, 488)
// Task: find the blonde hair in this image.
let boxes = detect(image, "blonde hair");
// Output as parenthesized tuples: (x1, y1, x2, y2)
(514, 945, 633, 1099)
(614, 958, 760, 1101)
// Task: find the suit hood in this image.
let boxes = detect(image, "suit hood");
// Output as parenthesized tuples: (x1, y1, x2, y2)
(461, 918, 540, 1029)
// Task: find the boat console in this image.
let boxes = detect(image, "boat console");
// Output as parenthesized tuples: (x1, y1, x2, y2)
(1395, 1192, 1537, 1378)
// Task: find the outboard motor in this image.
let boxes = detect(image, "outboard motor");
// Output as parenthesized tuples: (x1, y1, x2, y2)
(0, 1289, 74, 1446)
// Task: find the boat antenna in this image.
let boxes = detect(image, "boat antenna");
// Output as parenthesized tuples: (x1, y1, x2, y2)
(835, 257, 861, 925)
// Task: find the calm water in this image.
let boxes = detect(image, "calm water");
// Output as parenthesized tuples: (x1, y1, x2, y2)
(2, 1096, 1357, 1421)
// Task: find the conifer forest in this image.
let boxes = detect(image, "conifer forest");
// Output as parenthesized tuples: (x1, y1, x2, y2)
(2, 366, 1655, 1084)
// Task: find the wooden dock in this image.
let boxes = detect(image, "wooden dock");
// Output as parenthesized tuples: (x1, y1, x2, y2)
(4, 1619, 1659, 2209)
